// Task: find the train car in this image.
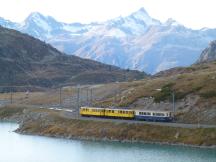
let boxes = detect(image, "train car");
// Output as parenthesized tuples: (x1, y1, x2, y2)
(134, 110, 173, 122)
(104, 108, 134, 119)
(80, 107, 105, 117)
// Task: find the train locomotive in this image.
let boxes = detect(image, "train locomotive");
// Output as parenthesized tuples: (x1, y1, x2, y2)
(80, 107, 173, 122)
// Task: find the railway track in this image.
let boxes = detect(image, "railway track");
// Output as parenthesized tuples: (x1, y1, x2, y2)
(77, 116, 216, 129)
(58, 108, 216, 129)
(1, 103, 216, 129)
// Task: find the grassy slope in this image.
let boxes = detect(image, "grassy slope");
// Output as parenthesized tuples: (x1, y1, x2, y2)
(92, 62, 216, 124)
(96, 61, 216, 107)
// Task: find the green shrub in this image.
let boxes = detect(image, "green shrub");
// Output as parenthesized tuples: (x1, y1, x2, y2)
(153, 83, 174, 103)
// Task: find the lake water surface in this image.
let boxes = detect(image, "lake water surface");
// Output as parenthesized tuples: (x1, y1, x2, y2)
(0, 123, 215, 162)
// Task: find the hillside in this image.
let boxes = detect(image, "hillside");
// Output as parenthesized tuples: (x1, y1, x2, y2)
(91, 61, 216, 124)
(197, 40, 216, 63)
(1, 8, 216, 74)
(3, 60, 215, 125)
(0, 26, 146, 87)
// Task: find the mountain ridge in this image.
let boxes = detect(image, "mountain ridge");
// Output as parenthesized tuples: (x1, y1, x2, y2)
(0, 25, 146, 87)
(1, 8, 216, 74)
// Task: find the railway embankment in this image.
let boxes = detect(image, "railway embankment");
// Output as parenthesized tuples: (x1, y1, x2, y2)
(0, 105, 216, 148)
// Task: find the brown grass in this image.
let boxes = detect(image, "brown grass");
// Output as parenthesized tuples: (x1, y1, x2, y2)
(94, 61, 216, 108)
(17, 112, 216, 146)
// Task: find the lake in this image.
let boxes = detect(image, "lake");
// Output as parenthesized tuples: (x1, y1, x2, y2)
(0, 122, 215, 162)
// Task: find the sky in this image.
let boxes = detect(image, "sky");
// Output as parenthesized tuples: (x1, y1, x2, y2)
(0, 0, 215, 29)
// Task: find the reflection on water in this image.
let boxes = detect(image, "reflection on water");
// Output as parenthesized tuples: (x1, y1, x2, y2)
(0, 123, 215, 162)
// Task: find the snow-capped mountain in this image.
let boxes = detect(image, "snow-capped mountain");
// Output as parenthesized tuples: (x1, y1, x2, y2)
(1, 8, 216, 74)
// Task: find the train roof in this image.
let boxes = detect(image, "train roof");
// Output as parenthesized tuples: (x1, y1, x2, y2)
(81, 107, 172, 113)
(105, 108, 134, 111)
(134, 110, 172, 113)
(80, 106, 104, 109)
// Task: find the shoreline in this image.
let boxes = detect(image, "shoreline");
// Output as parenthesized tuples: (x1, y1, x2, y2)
(0, 105, 216, 149)
(15, 129, 216, 149)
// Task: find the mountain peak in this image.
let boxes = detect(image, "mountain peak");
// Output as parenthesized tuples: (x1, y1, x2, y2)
(136, 7, 148, 14)
(28, 12, 45, 19)
(130, 7, 150, 19)
(128, 7, 160, 26)
(165, 18, 180, 26)
(197, 40, 216, 63)
(25, 12, 48, 23)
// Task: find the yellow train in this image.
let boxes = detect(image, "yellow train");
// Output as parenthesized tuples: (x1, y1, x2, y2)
(80, 106, 173, 122)
(80, 107, 134, 119)
(80, 107, 105, 117)
(105, 108, 134, 118)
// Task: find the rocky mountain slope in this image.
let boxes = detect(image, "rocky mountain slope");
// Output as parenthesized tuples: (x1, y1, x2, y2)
(197, 40, 216, 63)
(0, 26, 146, 87)
(1, 8, 216, 74)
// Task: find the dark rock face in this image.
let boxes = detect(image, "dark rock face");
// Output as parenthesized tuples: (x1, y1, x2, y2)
(197, 40, 216, 63)
(0, 26, 146, 87)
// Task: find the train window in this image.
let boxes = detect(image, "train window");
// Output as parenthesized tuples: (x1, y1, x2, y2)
(112, 110, 114, 113)
(154, 113, 165, 116)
